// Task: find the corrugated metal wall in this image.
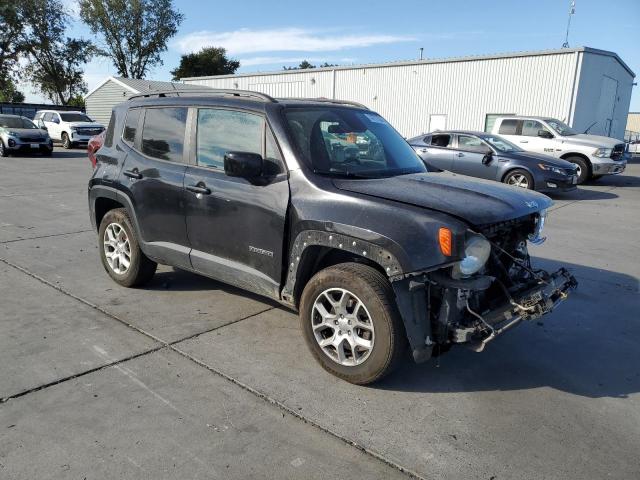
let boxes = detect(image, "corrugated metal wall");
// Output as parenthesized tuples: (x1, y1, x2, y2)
(85, 80, 134, 125)
(184, 52, 580, 138)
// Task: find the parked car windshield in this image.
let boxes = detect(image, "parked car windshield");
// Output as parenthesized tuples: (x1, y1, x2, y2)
(59, 113, 93, 122)
(546, 118, 577, 136)
(0, 116, 38, 129)
(284, 107, 426, 178)
(478, 134, 523, 153)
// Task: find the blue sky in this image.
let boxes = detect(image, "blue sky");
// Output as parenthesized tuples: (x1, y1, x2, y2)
(32, 0, 640, 110)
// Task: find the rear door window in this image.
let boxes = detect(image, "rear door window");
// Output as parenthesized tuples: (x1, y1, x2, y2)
(430, 134, 452, 148)
(140, 107, 188, 162)
(498, 119, 519, 135)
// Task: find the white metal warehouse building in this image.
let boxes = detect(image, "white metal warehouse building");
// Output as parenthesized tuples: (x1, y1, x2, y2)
(182, 46, 635, 141)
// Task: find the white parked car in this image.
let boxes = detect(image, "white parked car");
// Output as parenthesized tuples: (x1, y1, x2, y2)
(34, 110, 105, 149)
(491, 116, 626, 184)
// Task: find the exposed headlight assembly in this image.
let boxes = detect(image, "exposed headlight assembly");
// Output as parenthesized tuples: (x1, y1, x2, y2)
(537, 163, 565, 175)
(452, 233, 491, 277)
(528, 209, 547, 245)
(594, 147, 613, 158)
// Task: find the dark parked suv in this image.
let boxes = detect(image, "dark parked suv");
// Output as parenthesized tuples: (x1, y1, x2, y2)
(89, 89, 577, 384)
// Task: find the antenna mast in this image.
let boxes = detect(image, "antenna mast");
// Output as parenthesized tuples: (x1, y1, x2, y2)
(563, 0, 576, 48)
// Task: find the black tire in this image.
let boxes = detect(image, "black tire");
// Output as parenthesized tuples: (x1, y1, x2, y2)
(503, 169, 534, 190)
(0, 140, 9, 157)
(299, 262, 407, 385)
(565, 156, 590, 184)
(61, 132, 72, 149)
(98, 208, 157, 287)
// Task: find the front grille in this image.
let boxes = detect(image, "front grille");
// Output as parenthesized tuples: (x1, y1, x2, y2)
(477, 214, 537, 242)
(611, 143, 625, 160)
(77, 128, 103, 136)
(19, 136, 45, 142)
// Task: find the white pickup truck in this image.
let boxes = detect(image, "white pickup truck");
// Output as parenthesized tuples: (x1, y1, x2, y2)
(491, 116, 626, 184)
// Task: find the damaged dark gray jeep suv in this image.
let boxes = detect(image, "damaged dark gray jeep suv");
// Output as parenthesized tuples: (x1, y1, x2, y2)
(89, 89, 577, 384)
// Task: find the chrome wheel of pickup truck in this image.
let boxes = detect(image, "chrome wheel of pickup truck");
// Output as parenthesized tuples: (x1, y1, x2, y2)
(312, 288, 375, 366)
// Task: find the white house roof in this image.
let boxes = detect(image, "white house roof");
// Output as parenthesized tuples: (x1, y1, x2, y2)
(85, 76, 204, 99)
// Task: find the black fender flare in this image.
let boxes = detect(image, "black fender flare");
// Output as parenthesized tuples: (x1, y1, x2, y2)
(281, 227, 404, 305)
(89, 185, 145, 244)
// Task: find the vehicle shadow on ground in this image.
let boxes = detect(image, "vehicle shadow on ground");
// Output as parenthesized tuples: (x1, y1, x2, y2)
(144, 268, 283, 307)
(548, 189, 618, 201)
(375, 258, 640, 399)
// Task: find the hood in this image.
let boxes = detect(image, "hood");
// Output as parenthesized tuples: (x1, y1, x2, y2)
(560, 133, 621, 148)
(68, 121, 104, 129)
(500, 151, 576, 169)
(332, 172, 552, 226)
(2, 127, 49, 137)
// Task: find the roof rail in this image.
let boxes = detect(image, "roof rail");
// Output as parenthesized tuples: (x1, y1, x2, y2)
(127, 88, 277, 103)
(282, 97, 368, 109)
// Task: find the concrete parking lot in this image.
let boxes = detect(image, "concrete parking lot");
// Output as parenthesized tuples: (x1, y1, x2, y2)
(1, 151, 639, 479)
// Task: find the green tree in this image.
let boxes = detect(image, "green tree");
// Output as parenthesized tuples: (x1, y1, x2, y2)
(67, 94, 86, 108)
(79, 0, 184, 79)
(171, 47, 239, 80)
(0, 0, 26, 101)
(20, 0, 94, 105)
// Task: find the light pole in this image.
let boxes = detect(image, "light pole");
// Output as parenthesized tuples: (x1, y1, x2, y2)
(563, 0, 576, 48)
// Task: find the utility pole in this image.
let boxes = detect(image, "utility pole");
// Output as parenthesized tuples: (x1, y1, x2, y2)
(563, 0, 576, 48)
(419, 47, 424, 60)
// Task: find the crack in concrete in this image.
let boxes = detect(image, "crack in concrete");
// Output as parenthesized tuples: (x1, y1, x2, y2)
(0, 229, 93, 244)
(0, 255, 422, 479)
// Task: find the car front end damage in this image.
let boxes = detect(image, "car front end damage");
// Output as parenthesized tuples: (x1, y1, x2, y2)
(393, 212, 578, 362)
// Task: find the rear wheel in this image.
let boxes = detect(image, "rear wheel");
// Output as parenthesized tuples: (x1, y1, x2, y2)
(98, 208, 157, 287)
(299, 262, 406, 385)
(61, 132, 72, 149)
(565, 156, 590, 184)
(504, 169, 534, 190)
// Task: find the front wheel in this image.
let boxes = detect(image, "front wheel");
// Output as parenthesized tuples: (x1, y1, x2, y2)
(98, 208, 157, 287)
(299, 262, 406, 385)
(61, 132, 72, 149)
(565, 156, 590, 184)
(504, 169, 534, 190)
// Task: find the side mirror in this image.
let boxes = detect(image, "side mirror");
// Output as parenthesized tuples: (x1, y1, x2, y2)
(224, 151, 263, 178)
(538, 129, 553, 139)
(40, 124, 48, 131)
(482, 150, 493, 165)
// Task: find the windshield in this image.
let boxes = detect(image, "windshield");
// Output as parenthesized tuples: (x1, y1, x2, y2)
(284, 107, 426, 178)
(0, 116, 38, 129)
(478, 134, 523, 153)
(60, 113, 92, 122)
(546, 118, 577, 136)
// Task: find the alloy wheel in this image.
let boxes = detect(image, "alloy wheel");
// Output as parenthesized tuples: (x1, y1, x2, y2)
(507, 174, 529, 188)
(103, 222, 131, 274)
(311, 288, 375, 366)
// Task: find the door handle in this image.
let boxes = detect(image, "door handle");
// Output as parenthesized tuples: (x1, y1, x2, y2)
(123, 169, 142, 179)
(186, 184, 211, 195)
(519, 140, 529, 144)
(456, 152, 464, 157)
(420, 148, 428, 153)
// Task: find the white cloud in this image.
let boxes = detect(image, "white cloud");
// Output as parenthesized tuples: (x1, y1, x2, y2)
(173, 28, 414, 55)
